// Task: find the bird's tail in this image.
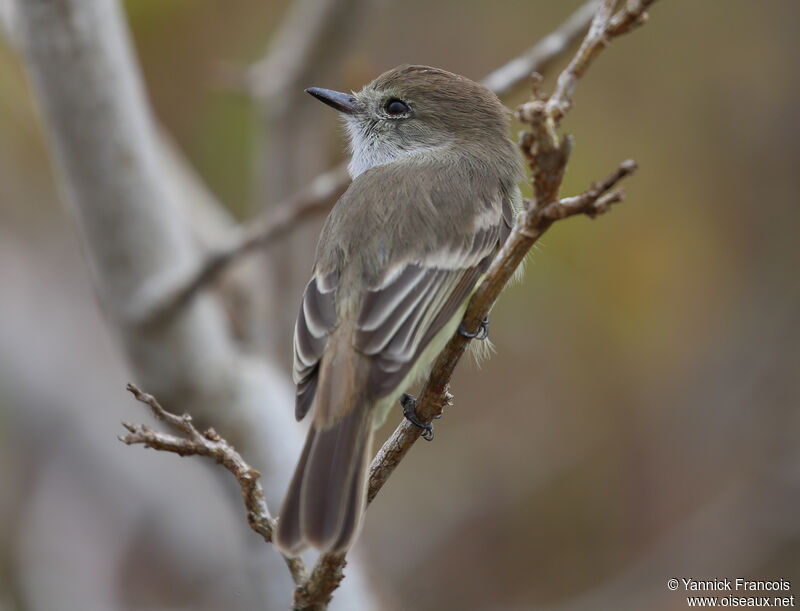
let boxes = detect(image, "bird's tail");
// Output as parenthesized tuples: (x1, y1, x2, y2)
(275, 334, 373, 556)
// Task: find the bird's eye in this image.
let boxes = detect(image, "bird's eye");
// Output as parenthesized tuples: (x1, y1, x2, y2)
(384, 99, 410, 116)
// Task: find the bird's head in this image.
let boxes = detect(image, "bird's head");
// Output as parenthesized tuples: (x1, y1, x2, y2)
(306, 65, 516, 179)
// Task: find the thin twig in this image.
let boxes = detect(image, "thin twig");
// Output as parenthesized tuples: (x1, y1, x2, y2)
(553, 159, 637, 218)
(136, 0, 600, 326)
(119, 383, 308, 585)
(547, 0, 656, 123)
(608, 0, 657, 36)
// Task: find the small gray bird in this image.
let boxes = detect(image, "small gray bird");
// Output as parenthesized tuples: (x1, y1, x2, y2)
(274, 65, 523, 555)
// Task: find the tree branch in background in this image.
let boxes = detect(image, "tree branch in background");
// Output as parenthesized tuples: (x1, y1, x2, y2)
(246, 0, 375, 104)
(120, 384, 308, 586)
(248, 0, 381, 361)
(135, 0, 600, 327)
(481, 0, 600, 97)
(130, 165, 350, 324)
(9, 0, 302, 440)
(10, 0, 309, 607)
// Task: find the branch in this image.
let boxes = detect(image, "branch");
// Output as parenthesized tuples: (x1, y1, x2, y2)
(546, 0, 655, 124)
(9, 0, 302, 415)
(363, 159, 638, 500)
(553, 159, 637, 219)
(11, 0, 309, 606)
(481, 0, 600, 97)
(246, 0, 374, 104)
(120, 384, 308, 586)
(137, 0, 600, 326)
(370, 0, 651, 475)
(295, 166, 640, 610)
(299, 1, 655, 606)
(130, 165, 350, 324)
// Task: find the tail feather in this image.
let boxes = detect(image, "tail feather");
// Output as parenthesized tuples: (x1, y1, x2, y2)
(276, 327, 373, 556)
(330, 430, 371, 552)
(302, 407, 372, 551)
(273, 426, 316, 556)
(275, 409, 372, 555)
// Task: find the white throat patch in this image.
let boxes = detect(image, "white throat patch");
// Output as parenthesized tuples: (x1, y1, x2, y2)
(344, 116, 446, 179)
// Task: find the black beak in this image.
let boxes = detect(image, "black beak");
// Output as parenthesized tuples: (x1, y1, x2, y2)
(305, 87, 360, 115)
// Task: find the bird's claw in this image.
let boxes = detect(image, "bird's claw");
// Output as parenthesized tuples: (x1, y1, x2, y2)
(401, 393, 435, 441)
(459, 315, 489, 340)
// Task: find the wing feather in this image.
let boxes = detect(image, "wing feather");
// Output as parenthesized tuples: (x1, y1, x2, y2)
(292, 160, 518, 419)
(357, 267, 441, 354)
(294, 274, 337, 420)
(356, 219, 502, 400)
(357, 266, 430, 337)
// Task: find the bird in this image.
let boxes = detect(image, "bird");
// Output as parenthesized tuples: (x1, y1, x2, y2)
(274, 65, 523, 556)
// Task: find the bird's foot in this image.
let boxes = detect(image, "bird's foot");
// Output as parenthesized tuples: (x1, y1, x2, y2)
(459, 315, 489, 340)
(400, 393, 438, 441)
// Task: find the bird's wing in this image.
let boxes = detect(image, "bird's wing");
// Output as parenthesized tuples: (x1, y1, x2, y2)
(293, 162, 514, 421)
(293, 270, 338, 420)
(354, 216, 503, 399)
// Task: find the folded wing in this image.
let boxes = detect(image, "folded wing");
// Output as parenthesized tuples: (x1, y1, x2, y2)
(292, 195, 513, 418)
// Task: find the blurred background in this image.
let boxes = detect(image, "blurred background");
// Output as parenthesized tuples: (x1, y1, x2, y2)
(1, 0, 799, 609)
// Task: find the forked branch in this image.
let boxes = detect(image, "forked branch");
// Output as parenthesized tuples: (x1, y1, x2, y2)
(119, 384, 308, 586)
